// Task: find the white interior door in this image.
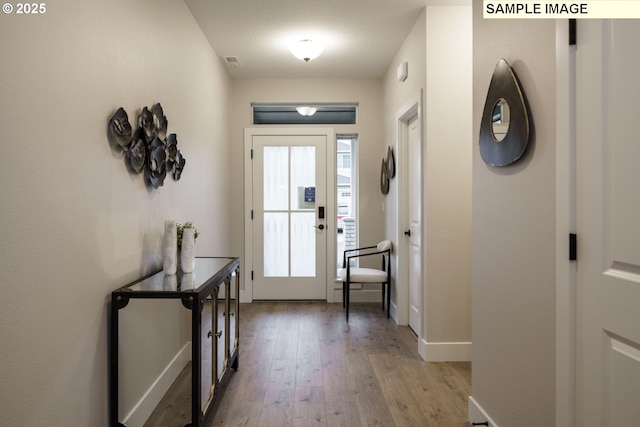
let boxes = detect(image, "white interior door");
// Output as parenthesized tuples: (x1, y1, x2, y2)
(407, 115, 422, 334)
(576, 20, 640, 427)
(251, 134, 327, 300)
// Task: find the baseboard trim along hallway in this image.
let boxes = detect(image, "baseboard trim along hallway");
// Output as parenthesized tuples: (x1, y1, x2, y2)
(422, 340, 472, 362)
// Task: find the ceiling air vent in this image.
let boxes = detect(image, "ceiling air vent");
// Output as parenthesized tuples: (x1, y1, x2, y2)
(224, 56, 241, 69)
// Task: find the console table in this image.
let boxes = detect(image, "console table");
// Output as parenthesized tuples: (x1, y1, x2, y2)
(109, 257, 240, 427)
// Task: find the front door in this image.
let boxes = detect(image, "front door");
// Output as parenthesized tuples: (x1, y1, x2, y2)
(249, 132, 329, 300)
(576, 20, 640, 427)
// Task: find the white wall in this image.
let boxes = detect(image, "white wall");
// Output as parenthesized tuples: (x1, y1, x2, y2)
(0, 0, 232, 425)
(424, 4, 472, 354)
(471, 2, 557, 426)
(230, 78, 385, 297)
(382, 9, 426, 244)
(382, 5, 472, 360)
(382, 9, 426, 321)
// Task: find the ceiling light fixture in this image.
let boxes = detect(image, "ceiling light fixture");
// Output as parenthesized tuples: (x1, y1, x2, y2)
(289, 39, 324, 62)
(296, 106, 317, 116)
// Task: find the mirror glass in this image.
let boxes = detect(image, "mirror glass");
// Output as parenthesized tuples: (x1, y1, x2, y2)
(229, 278, 237, 359)
(217, 295, 226, 381)
(491, 98, 510, 142)
(201, 297, 213, 412)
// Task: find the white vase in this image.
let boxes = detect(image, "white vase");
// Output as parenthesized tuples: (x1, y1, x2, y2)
(180, 228, 196, 273)
(180, 272, 195, 290)
(163, 220, 177, 275)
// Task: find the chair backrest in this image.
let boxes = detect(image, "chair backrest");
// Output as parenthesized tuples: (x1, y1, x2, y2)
(377, 240, 392, 252)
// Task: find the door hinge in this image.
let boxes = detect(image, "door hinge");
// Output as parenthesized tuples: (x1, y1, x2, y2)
(251, 210, 254, 220)
(251, 270, 254, 280)
(569, 19, 576, 45)
(569, 233, 577, 261)
(250, 149, 254, 159)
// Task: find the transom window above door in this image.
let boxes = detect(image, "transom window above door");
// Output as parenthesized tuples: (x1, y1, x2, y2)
(252, 104, 357, 125)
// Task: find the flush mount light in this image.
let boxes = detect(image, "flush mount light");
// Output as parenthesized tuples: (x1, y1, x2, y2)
(289, 39, 324, 62)
(296, 106, 317, 116)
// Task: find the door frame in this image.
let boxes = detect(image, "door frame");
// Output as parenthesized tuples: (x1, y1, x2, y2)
(555, 19, 577, 427)
(396, 90, 424, 346)
(243, 127, 336, 303)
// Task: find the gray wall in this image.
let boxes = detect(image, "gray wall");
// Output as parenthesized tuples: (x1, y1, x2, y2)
(0, 0, 232, 424)
(471, 3, 557, 427)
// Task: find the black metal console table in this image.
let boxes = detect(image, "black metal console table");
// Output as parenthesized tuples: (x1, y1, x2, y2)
(109, 257, 240, 427)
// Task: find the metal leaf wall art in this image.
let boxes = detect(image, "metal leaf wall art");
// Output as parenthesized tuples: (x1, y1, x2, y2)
(108, 103, 186, 189)
(108, 107, 132, 148)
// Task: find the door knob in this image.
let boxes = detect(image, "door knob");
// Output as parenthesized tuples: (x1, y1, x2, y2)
(404, 229, 411, 236)
(314, 224, 325, 230)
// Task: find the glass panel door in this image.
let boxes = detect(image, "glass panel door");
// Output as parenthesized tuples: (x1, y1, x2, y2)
(252, 135, 327, 300)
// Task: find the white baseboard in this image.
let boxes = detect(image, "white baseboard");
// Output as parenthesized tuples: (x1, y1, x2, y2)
(468, 396, 499, 427)
(123, 343, 191, 427)
(423, 340, 472, 362)
(419, 338, 427, 359)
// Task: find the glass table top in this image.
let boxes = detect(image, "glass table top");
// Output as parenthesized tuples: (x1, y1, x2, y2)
(121, 257, 237, 293)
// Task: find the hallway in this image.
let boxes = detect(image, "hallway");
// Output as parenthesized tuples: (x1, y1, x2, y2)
(146, 302, 471, 427)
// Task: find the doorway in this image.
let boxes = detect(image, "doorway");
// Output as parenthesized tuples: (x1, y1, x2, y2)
(244, 128, 336, 301)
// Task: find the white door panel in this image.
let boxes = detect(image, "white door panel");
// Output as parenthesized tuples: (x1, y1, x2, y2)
(576, 20, 640, 427)
(407, 115, 422, 334)
(252, 134, 327, 300)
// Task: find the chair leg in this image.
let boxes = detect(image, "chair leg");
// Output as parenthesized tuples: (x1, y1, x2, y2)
(345, 280, 350, 321)
(386, 282, 391, 319)
(381, 284, 385, 311)
(342, 282, 346, 308)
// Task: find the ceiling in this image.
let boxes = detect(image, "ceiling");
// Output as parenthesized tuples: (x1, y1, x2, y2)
(184, 0, 427, 79)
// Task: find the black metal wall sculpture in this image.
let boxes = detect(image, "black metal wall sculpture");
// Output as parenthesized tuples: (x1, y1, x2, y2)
(479, 58, 530, 167)
(108, 103, 186, 188)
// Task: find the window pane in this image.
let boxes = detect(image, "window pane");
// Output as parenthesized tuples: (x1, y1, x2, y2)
(290, 146, 316, 210)
(337, 137, 357, 272)
(264, 146, 288, 211)
(264, 212, 288, 277)
(291, 212, 316, 277)
(253, 105, 357, 125)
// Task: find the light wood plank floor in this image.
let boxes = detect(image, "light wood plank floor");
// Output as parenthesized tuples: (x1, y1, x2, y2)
(145, 302, 471, 427)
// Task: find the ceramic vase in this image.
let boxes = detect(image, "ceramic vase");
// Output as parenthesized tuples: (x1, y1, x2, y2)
(180, 228, 196, 273)
(163, 220, 177, 275)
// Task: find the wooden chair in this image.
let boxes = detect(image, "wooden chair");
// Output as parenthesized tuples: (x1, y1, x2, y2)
(338, 240, 392, 321)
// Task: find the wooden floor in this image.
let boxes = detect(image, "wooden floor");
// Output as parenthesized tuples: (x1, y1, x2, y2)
(145, 302, 471, 427)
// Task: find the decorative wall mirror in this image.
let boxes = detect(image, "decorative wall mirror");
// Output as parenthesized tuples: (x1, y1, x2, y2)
(380, 158, 389, 195)
(380, 146, 395, 195)
(479, 58, 530, 167)
(386, 146, 396, 178)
